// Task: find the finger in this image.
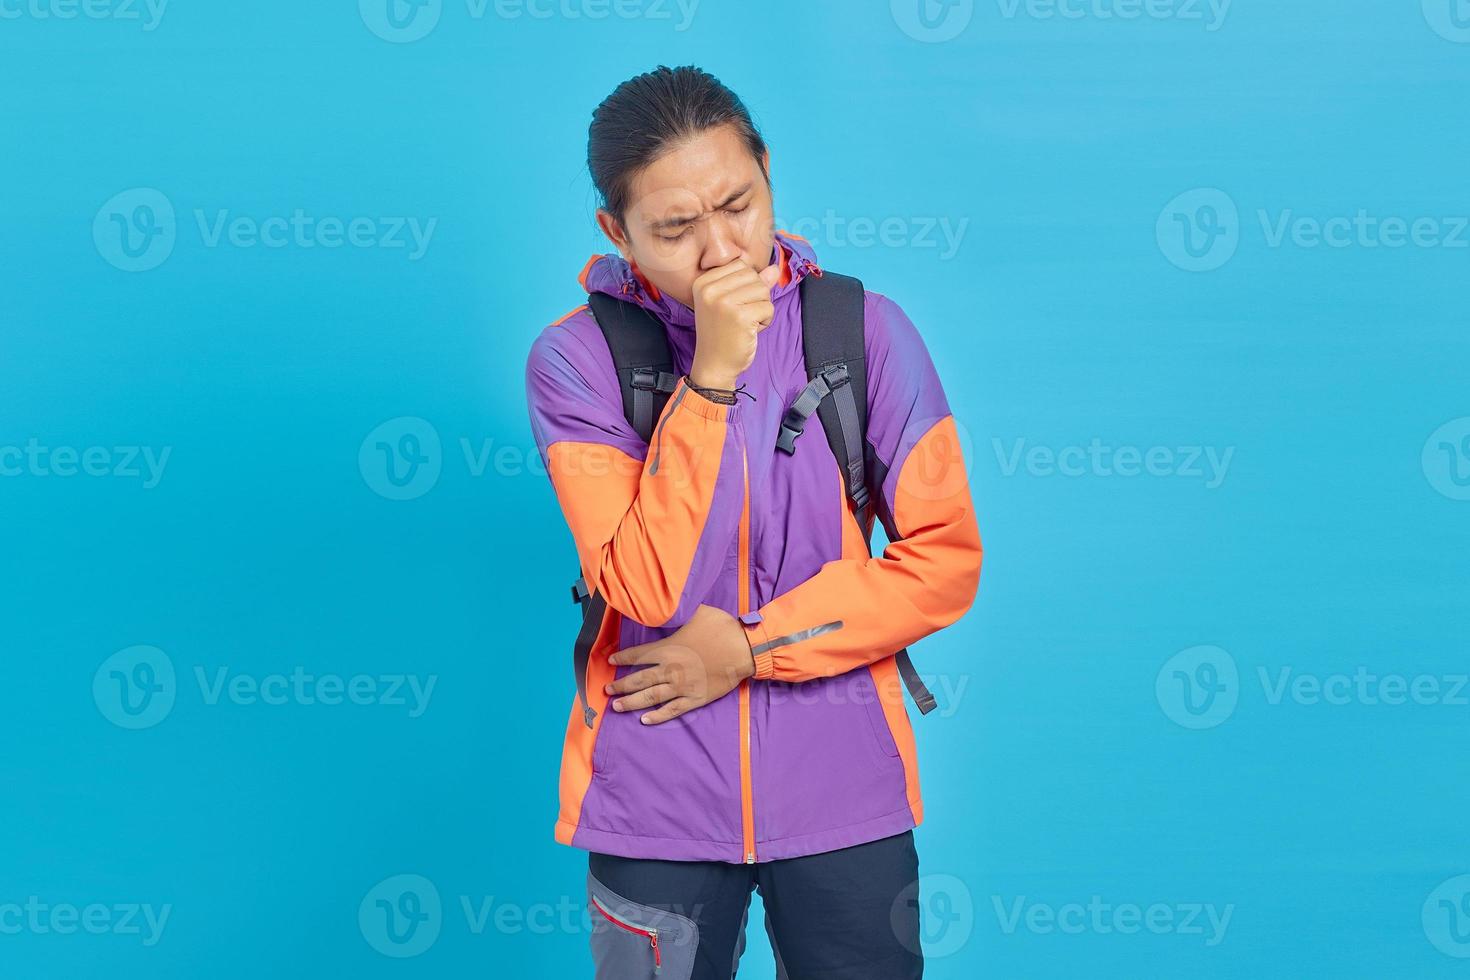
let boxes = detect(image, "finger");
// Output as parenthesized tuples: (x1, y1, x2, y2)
(758, 260, 781, 288)
(641, 697, 699, 725)
(701, 268, 762, 304)
(694, 260, 753, 293)
(705, 258, 769, 289)
(609, 642, 662, 667)
(743, 300, 776, 328)
(723, 279, 774, 307)
(736, 295, 776, 318)
(606, 666, 665, 696)
(612, 683, 677, 712)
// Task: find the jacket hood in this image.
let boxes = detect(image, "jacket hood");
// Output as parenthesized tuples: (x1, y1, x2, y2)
(576, 230, 822, 329)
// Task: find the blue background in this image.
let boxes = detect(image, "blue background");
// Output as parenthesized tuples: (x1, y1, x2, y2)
(4, 0, 1469, 976)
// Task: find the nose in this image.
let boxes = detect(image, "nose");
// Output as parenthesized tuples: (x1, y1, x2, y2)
(699, 214, 743, 270)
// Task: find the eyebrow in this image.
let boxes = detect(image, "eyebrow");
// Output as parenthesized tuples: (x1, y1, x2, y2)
(648, 184, 752, 232)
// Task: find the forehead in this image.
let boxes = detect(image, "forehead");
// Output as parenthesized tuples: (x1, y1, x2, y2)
(627, 124, 761, 216)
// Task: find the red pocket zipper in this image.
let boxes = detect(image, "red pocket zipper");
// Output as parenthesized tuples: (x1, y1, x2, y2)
(591, 894, 661, 972)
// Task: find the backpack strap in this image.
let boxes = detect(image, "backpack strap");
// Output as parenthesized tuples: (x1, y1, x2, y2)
(569, 577, 604, 728)
(587, 291, 680, 442)
(795, 272, 938, 717)
(781, 273, 870, 512)
(566, 294, 679, 727)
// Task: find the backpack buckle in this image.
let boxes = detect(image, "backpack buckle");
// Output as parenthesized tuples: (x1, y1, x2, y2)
(819, 363, 850, 389)
(776, 371, 835, 455)
(776, 415, 805, 454)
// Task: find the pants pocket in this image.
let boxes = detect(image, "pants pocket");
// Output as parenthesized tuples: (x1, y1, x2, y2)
(588, 871, 700, 980)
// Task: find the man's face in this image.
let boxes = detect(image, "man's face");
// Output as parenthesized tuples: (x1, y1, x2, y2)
(598, 123, 776, 310)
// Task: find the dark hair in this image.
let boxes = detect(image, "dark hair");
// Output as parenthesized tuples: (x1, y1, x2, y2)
(588, 65, 768, 225)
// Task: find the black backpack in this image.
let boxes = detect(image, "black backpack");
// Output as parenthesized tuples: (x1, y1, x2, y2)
(568, 272, 937, 727)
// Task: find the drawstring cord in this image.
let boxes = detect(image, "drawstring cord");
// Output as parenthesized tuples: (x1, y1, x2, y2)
(685, 376, 757, 406)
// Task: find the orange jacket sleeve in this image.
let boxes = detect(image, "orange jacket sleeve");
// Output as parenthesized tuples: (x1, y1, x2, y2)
(526, 315, 748, 629)
(741, 295, 982, 682)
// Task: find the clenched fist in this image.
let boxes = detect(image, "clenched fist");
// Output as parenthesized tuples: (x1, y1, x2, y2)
(688, 259, 782, 390)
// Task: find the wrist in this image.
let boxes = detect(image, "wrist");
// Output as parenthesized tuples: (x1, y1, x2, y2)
(738, 640, 756, 681)
(727, 610, 757, 682)
(688, 365, 738, 391)
(684, 375, 739, 406)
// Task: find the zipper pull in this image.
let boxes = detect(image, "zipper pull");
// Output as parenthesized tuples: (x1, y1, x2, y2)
(744, 851, 756, 865)
(650, 930, 661, 972)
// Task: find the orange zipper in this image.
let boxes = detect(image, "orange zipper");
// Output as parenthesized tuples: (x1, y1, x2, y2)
(737, 447, 756, 864)
(590, 895, 661, 972)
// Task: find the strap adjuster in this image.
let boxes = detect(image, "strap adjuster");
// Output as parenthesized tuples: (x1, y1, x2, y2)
(775, 366, 850, 456)
(571, 577, 590, 605)
(631, 368, 679, 393)
(818, 362, 850, 389)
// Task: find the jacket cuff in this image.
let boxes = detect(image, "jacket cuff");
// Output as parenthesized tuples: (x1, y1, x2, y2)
(676, 377, 739, 423)
(740, 610, 775, 680)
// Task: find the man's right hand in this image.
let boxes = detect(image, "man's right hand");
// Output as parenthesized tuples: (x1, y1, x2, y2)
(689, 259, 781, 391)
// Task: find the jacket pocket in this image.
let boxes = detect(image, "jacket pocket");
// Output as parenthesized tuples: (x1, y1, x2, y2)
(587, 872, 699, 980)
(591, 665, 645, 778)
(590, 702, 620, 778)
(862, 665, 902, 760)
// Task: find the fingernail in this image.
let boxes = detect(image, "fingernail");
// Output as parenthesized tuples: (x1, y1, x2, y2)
(612, 700, 623, 712)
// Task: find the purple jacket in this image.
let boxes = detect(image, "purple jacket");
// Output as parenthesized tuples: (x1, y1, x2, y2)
(526, 231, 982, 863)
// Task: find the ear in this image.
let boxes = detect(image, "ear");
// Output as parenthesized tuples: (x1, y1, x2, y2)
(761, 147, 771, 178)
(595, 209, 633, 260)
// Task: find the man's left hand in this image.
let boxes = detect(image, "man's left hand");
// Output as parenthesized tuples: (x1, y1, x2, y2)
(606, 604, 756, 725)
